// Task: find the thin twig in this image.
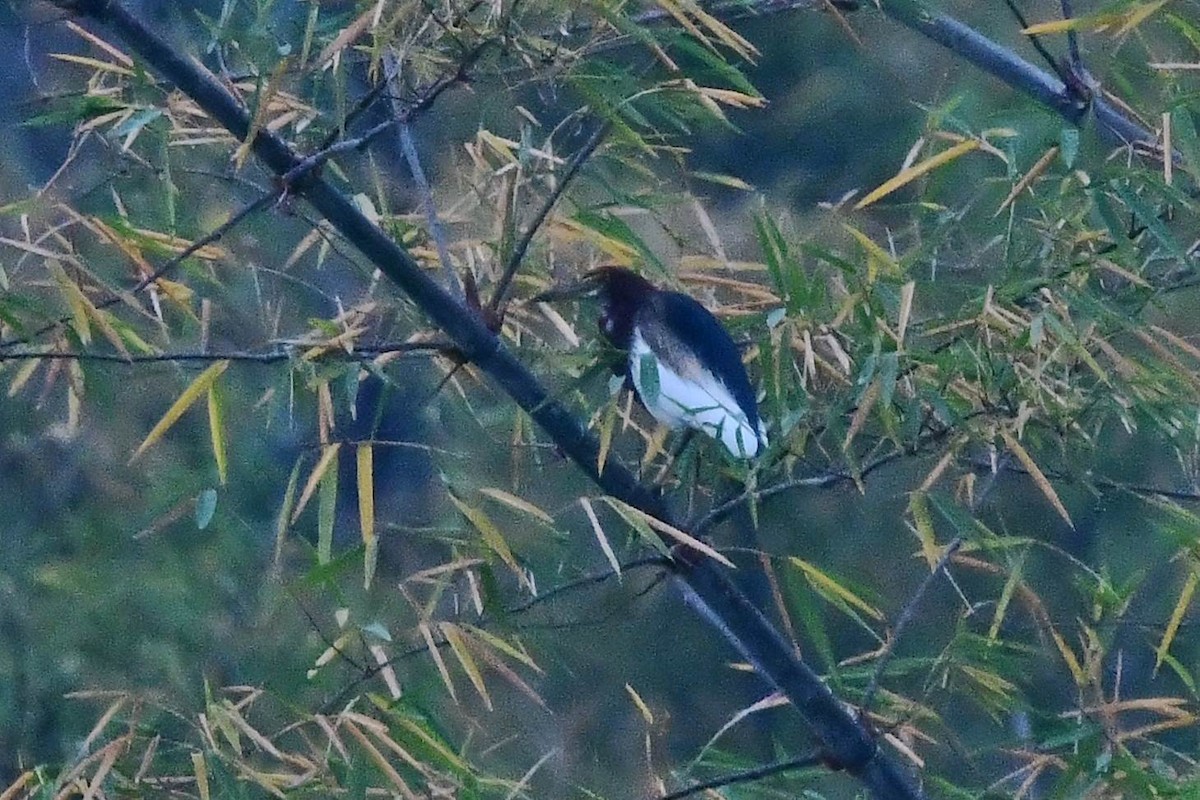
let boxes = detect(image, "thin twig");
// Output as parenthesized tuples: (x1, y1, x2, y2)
(0, 341, 452, 365)
(694, 447, 909, 535)
(659, 751, 824, 800)
(319, 556, 670, 713)
(860, 537, 962, 716)
(488, 121, 611, 314)
(1060, 0, 1082, 73)
(1000, 0, 1071, 87)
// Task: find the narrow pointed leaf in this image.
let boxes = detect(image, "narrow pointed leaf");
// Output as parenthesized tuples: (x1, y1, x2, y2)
(131, 360, 229, 461)
(206, 384, 227, 485)
(317, 451, 338, 565)
(603, 496, 734, 567)
(274, 457, 302, 568)
(581, 497, 622, 576)
(439, 622, 492, 710)
(1155, 568, 1198, 674)
(449, 491, 529, 589)
(479, 487, 553, 524)
(1001, 431, 1074, 529)
(292, 443, 341, 524)
(356, 443, 376, 588)
(855, 139, 981, 209)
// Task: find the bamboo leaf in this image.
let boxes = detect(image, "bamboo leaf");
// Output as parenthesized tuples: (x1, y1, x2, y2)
(449, 491, 530, 589)
(789, 557, 884, 621)
(357, 443, 376, 589)
(318, 450, 338, 565)
(462, 624, 542, 672)
(1154, 567, 1198, 674)
(47, 259, 90, 345)
(479, 487, 554, 524)
(843, 225, 900, 280)
(1050, 625, 1087, 686)
(603, 497, 734, 567)
(855, 139, 981, 209)
(439, 622, 492, 710)
(195, 488, 217, 530)
(207, 384, 227, 485)
(1001, 431, 1074, 529)
(988, 551, 1026, 642)
(907, 491, 941, 568)
(274, 457, 302, 568)
(291, 443, 341, 525)
(419, 621, 458, 702)
(191, 753, 210, 800)
(581, 497, 622, 577)
(233, 57, 290, 170)
(131, 360, 230, 461)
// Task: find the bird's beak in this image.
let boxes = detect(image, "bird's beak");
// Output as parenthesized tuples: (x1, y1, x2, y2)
(529, 272, 603, 304)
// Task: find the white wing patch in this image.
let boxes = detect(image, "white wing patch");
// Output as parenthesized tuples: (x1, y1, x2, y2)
(629, 331, 766, 459)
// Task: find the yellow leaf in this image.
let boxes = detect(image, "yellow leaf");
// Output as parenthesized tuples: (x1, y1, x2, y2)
(479, 487, 553, 524)
(843, 225, 900, 280)
(131, 360, 229, 461)
(440, 623, 492, 710)
(1155, 568, 1197, 674)
(995, 146, 1059, 216)
(191, 753, 210, 800)
(47, 52, 135, 76)
(317, 454, 337, 564)
(1021, 13, 1125, 35)
(603, 497, 735, 568)
(625, 684, 654, 724)
(291, 443, 341, 524)
(581, 497, 622, 577)
(907, 491, 940, 568)
(855, 139, 981, 209)
(7, 357, 42, 397)
(207, 384, 227, 485)
(1049, 625, 1087, 686)
(233, 57, 290, 170)
(449, 491, 529, 589)
(47, 259, 91, 345)
(419, 621, 458, 702)
(462, 624, 543, 672)
(959, 664, 1017, 699)
(789, 557, 884, 620)
(357, 443, 376, 589)
(393, 717, 469, 772)
(1115, 0, 1170, 35)
(341, 721, 418, 800)
(1001, 431, 1074, 529)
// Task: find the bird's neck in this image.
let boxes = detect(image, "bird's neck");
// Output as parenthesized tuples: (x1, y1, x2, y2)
(599, 293, 643, 351)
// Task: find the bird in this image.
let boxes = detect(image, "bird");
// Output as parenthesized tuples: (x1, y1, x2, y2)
(535, 266, 768, 459)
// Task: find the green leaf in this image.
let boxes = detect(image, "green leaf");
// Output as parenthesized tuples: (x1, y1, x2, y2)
(1111, 180, 1189, 264)
(1170, 107, 1200, 187)
(638, 352, 660, 405)
(21, 95, 126, 128)
(195, 488, 218, 530)
(109, 107, 164, 139)
(317, 449, 338, 565)
(1060, 126, 1080, 168)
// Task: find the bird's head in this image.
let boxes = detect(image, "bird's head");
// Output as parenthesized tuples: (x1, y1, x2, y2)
(532, 266, 656, 350)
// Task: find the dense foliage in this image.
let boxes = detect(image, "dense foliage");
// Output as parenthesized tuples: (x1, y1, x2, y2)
(2, 0, 1200, 796)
